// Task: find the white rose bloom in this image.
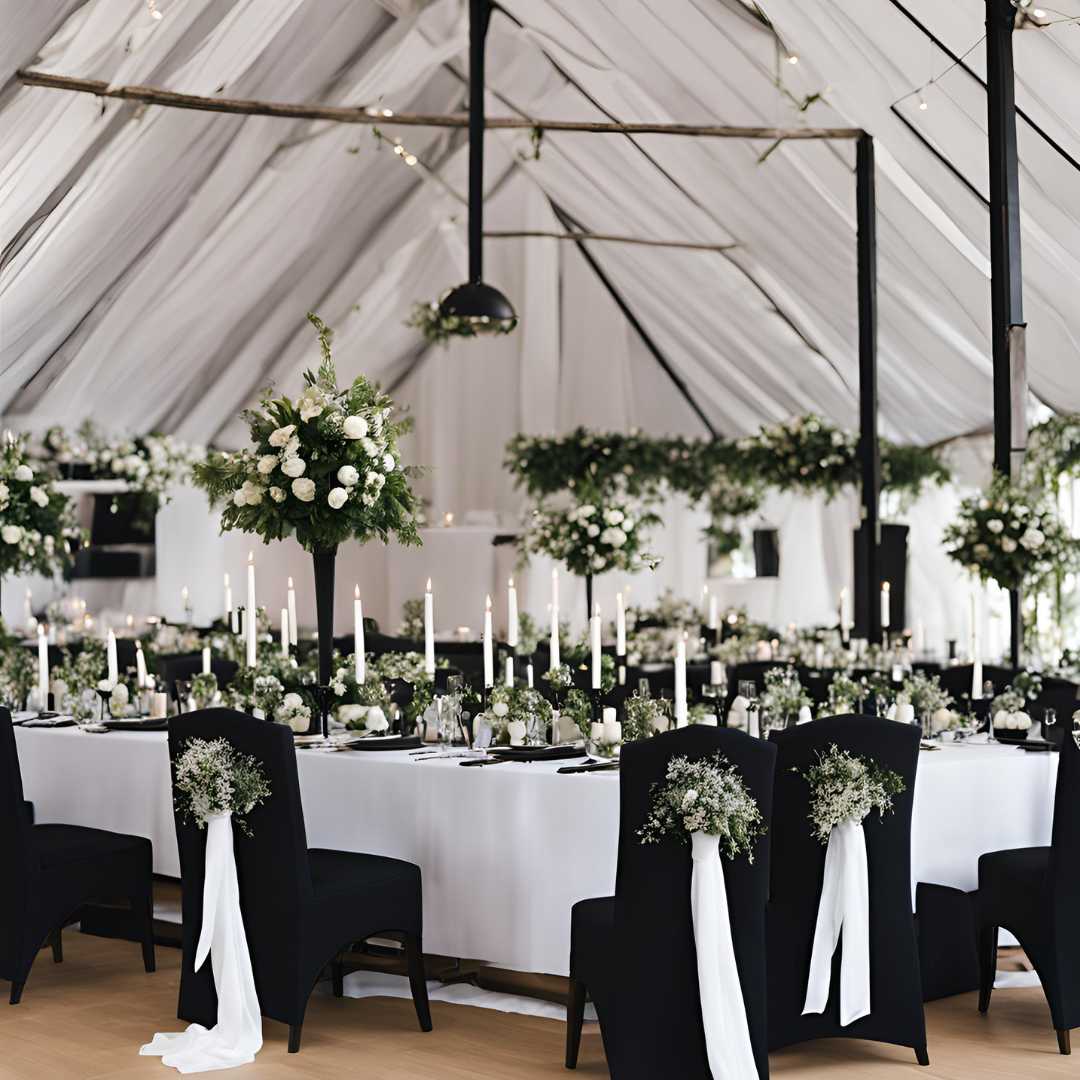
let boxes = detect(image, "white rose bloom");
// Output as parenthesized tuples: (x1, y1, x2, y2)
(281, 456, 306, 478)
(492, 702, 509, 718)
(284, 436, 301, 457)
(365, 707, 389, 733)
(579, 505, 596, 517)
(291, 477, 316, 502)
(1001, 537, 1017, 554)
(622, 516, 635, 530)
(282, 692, 303, 710)
(245, 484, 264, 506)
(232, 489, 247, 507)
(604, 509, 624, 525)
(365, 471, 384, 489)
(0, 482, 8, 504)
(337, 465, 359, 487)
(257, 454, 278, 475)
(601, 527, 627, 548)
(592, 555, 607, 571)
(1, 525, 23, 544)
(29, 486, 49, 507)
(110, 683, 130, 707)
(987, 519, 1004, 534)
(587, 524, 600, 538)
(337, 704, 367, 726)
(268, 424, 296, 448)
(382, 453, 395, 473)
(1021, 528, 1045, 550)
(343, 416, 369, 440)
(327, 487, 348, 510)
(14, 464, 33, 482)
(360, 437, 379, 457)
(269, 486, 286, 503)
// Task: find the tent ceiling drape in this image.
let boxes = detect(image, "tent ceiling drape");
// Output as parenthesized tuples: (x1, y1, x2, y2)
(1, 0, 1078, 508)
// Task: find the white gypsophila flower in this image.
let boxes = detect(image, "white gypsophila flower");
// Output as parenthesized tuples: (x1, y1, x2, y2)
(269, 486, 286, 503)
(257, 454, 278, 475)
(327, 487, 348, 510)
(382, 453, 395, 473)
(291, 477, 316, 502)
(337, 465, 359, 487)
(13, 464, 33, 482)
(1, 525, 22, 544)
(268, 424, 295, 448)
(280, 456, 306, 478)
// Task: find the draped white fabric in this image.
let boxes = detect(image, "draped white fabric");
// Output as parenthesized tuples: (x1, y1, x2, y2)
(140, 813, 262, 1074)
(689, 831, 758, 1080)
(801, 820, 871, 1027)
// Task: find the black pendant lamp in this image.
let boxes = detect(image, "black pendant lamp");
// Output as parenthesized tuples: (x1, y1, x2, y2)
(438, 0, 517, 332)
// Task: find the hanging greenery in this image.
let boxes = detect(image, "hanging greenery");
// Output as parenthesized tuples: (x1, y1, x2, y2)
(407, 299, 518, 346)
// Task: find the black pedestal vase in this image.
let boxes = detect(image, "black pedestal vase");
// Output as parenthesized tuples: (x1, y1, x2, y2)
(307, 546, 338, 738)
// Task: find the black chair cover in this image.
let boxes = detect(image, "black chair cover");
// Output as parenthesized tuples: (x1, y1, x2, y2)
(766, 714, 927, 1062)
(0, 707, 154, 1003)
(168, 710, 429, 1047)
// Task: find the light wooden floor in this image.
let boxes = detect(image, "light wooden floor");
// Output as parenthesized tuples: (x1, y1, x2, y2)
(0, 931, 1072, 1080)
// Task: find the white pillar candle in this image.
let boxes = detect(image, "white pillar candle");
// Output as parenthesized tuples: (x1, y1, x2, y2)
(354, 586, 365, 684)
(150, 692, 168, 720)
(549, 603, 560, 670)
(280, 610, 289, 658)
(483, 595, 494, 688)
(675, 635, 688, 727)
(224, 573, 232, 623)
(880, 581, 891, 630)
(287, 576, 298, 646)
(710, 660, 723, 686)
(107, 629, 119, 686)
(37, 625, 49, 708)
(507, 578, 518, 648)
(202, 645, 212, 675)
(551, 567, 559, 613)
(602, 706, 621, 745)
(526, 662, 534, 688)
(136, 643, 148, 689)
(505, 655, 515, 688)
(246, 552, 257, 667)
(616, 590, 627, 657)
(591, 604, 602, 690)
(424, 578, 435, 676)
(839, 586, 851, 642)
(708, 593, 719, 632)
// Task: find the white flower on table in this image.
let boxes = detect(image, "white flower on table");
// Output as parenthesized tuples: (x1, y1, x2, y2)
(291, 478, 316, 502)
(327, 487, 348, 510)
(365, 707, 389, 733)
(343, 416, 369, 440)
(268, 424, 296, 448)
(337, 465, 359, 487)
(280, 456, 306, 478)
(256, 454, 278, 475)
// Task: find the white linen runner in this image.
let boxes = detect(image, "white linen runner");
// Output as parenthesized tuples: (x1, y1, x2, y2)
(801, 819, 871, 1026)
(690, 831, 759, 1080)
(141, 814, 262, 1073)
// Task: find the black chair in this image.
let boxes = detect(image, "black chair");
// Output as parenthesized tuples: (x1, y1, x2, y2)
(977, 728, 1080, 1054)
(566, 726, 776, 1078)
(168, 709, 431, 1052)
(767, 714, 927, 1065)
(0, 707, 155, 1004)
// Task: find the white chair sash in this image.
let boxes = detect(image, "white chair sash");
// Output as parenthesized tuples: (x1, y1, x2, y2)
(801, 819, 871, 1026)
(141, 813, 262, 1073)
(690, 831, 759, 1080)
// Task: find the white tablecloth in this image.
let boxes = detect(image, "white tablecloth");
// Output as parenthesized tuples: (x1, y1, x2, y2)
(12, 728, 1056, 976)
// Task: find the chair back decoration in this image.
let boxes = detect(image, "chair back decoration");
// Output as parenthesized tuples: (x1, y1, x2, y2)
(767, 715, 924, 1055)
(614, 726, 776, 1079)
(0, 710, 34, 980)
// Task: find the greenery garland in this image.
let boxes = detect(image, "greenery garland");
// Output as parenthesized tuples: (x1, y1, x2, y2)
(407, 300, 518, 345)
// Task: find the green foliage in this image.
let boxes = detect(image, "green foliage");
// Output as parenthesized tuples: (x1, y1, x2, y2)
(407, 300, 518, 345)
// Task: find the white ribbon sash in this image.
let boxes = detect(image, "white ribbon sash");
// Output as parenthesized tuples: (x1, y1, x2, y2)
(690, 831, 759, 1080)
(801, 819, 870, 1026)
(141, 814, 262, 1073)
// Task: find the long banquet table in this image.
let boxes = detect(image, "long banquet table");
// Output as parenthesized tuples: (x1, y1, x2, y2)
(13, 726, 1058, 977)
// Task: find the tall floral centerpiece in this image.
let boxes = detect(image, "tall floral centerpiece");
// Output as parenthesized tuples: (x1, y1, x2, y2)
(194, 314, 421, 734)
(0, 434, 82, 613)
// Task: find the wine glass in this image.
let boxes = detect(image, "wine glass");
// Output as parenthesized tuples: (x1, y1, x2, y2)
(1043, 707, 1057, 742)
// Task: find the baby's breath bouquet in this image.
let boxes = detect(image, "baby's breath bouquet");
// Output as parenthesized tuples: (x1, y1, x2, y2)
(194, 314, 421, 554)
(0, 435, 82, 581)
(639, 753, 764, 859)
(623, 692, 666, 742)
(174, 737, 271, 835)
(190, 672, 219, 710)
(827, 671, 862, 714)
(899, 671, 952, 716)
(797, 744, 905, 845)
(761, 666, 810, 725)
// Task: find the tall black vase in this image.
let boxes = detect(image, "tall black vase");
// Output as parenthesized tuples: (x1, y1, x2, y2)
(311, 546, 338, 737)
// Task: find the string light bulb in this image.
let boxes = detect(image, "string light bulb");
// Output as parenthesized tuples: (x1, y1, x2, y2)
(146, 0, 163, 19)
(786, 53, 799, 65)
(918, 95, 928, 110)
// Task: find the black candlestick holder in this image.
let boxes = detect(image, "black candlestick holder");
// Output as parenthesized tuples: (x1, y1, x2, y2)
(315, 685, 332, 739)
(96, 687, 112, 724)
(590, 687, 603, 723)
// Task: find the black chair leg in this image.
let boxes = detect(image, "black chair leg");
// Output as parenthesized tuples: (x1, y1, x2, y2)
(566, 977, 586, 1069)
(403, 933, 432, 1032)
(9, 981, 24, 1006)
(1057, 1029, 1071, 1055)
(915, 1043, 930, 1066)
(50, 928, 63, 964)
(288, 1023, 303, 1053)
(134, 891, 155, 973)
(331, 958, 344, 998)
(977, 925, 997, 1014)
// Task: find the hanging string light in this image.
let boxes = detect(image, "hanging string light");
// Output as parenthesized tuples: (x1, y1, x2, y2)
(146, 0, 163, 20)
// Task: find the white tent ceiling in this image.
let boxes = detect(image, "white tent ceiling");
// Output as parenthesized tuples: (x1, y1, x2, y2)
(1, 0, 1078, 507)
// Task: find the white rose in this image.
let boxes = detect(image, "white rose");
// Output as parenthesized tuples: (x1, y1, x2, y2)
(29, 486, 49, 507)
(601, 527, 627, 548)
(604, 509, 624, 525)
(360, 437, 379, 457)
(281, 456, 306, 478)
(291, 478, 316, 502)
(383, 453, 395, 473)
(365, 706, 389, 733)
(987, 519, 1004, 534)
(1021, 528, 1045, 550)
(257, 454, 278, 475)
(343, 416, 369, 440)
(327, 487, 348, 510)
(337, 704, 367, 726)
(1001, 537, 1017, 554)
(365, 471, 385, 489)
(579, 505, 596, 517)
(1, 525, 23, 544)
(492, 702, 509, 718)
(269, 486, 286, 503)
(13, 464, 33, 482)
(298, 394, 323, 422)
(587, 524, 600, 538)
(268, 424, 295, 448)
(110, 683, 129, 707)
(337, 465, 359, 487)
(282, 692, 303, 711)
(622, 516, 635, 530)
(232, 489, 246, 507)
(97, 678, 114, 693)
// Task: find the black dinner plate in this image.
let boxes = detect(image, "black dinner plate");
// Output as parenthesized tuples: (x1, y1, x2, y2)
(343, 734, 423, 751)
(488, 744, 587, 762)
(103, 718, 169, 731)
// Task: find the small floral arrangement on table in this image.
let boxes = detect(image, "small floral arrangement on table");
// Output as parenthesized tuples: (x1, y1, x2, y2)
(174, 737, 271, 836)
(0, 624, 36, 708)
(521, 494, 661, 578)
(193, 313, 421, 554)
(990, 686, 1034, 735)
(275, 692, 312, 732)
(797, 744, 906, 845)
(899, 672, 952, 717)
(399, 597, 425, 641)
(760, 667, 810, 726)
(51, 639, 108, 721)
(943, 473, 1078, 592)
(1012, 669, 1043, 703)
(329, 658, 391, 730)
(407, 298, 517, 346)
(542, 663, 575, 695)
(627, 625, 686, 666)
(190, 672, 219, 710)
(0, 435, 82, 580)
(638, 753, 765, 859)
(827, 671, 863, 714)
(623, 692, 666, 742)
(484, 684, 553, 744)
